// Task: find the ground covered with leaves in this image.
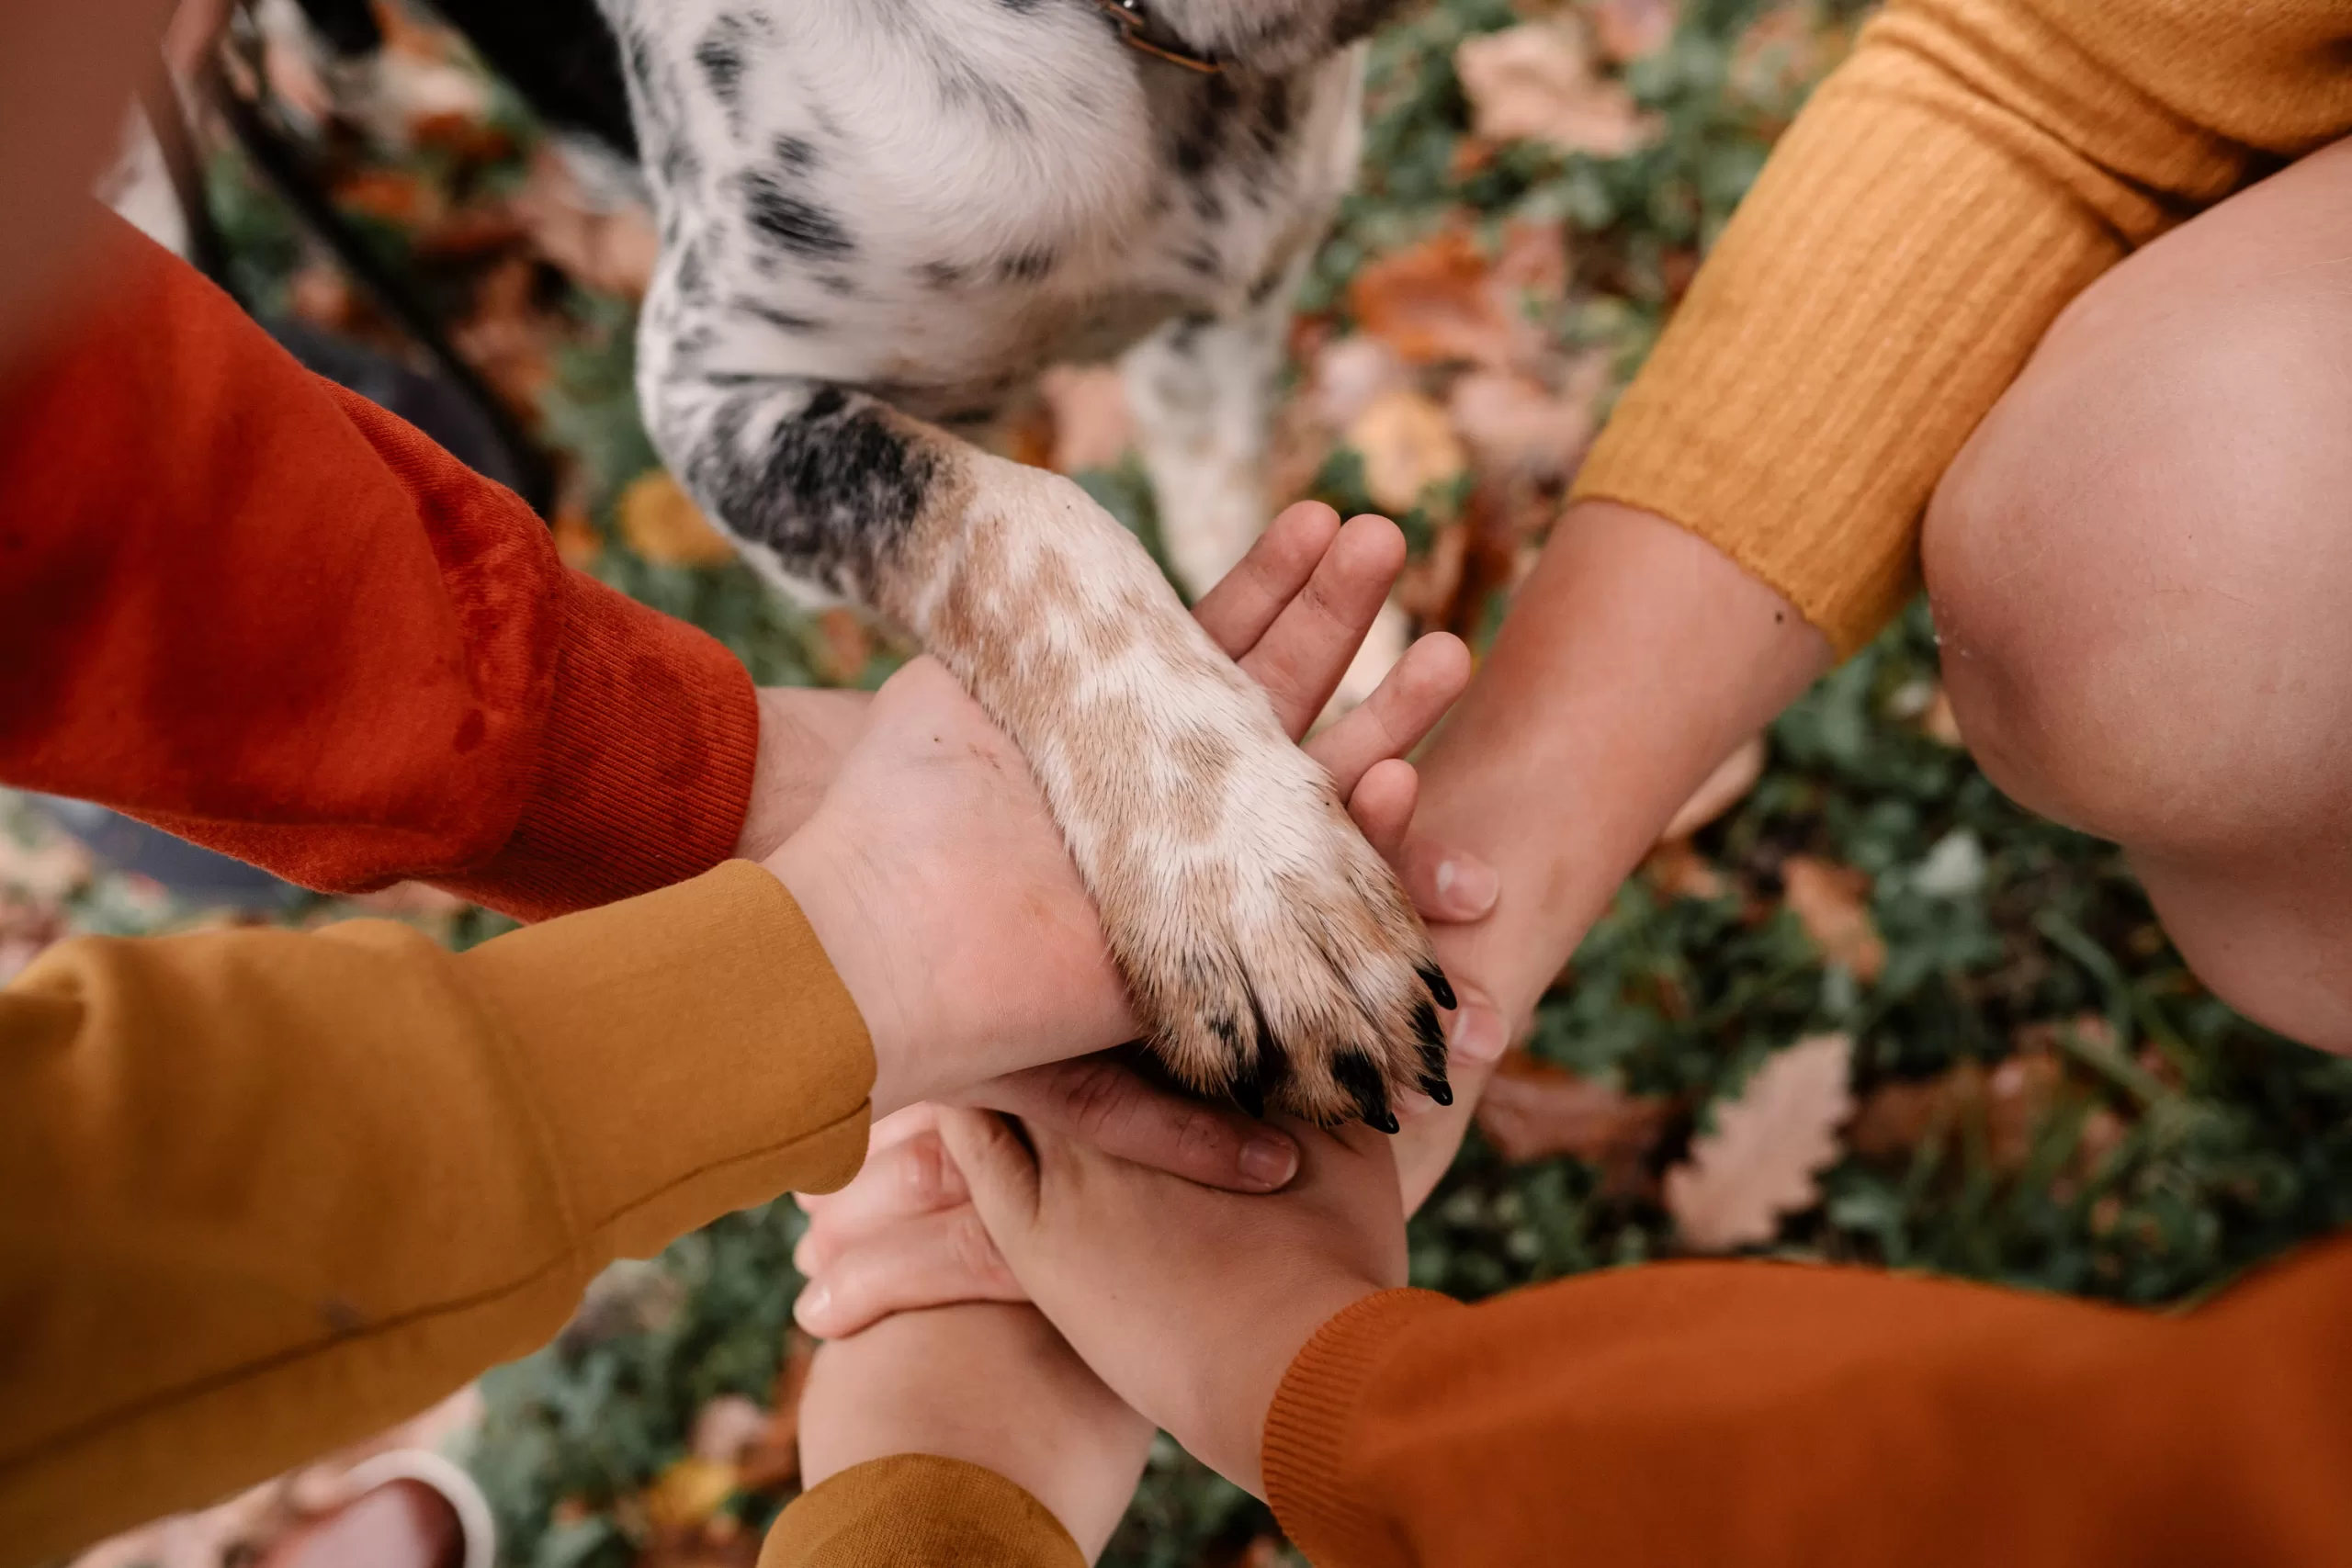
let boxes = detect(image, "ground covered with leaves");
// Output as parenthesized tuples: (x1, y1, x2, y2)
(16, 1, 2352, 1564)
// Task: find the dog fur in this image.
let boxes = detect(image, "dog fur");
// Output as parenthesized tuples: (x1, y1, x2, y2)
(445, 0, 1447, 1123)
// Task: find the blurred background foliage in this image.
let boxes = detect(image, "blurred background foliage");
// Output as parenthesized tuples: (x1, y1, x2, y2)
(12, 0, 2349, 1562)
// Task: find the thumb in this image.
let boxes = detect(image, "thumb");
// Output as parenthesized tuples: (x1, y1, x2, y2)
(935, 1106, 1045, 1249)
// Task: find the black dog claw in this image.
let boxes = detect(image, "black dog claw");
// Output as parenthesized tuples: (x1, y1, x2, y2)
(1419, 964, 1458, 1011)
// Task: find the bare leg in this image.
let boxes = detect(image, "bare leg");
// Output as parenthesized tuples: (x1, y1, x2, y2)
(1925, 138, 2352, 1051)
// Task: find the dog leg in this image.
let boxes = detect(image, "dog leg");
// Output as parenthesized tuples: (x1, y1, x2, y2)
(646, 366, 1449, 1124)
(1123, 306, 1285, 603)
(1125, 283, 1409, 716)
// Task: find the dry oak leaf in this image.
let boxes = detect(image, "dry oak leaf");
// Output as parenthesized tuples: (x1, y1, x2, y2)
(1476, 1053, 1672, 1196)
(1659, 734, 1766, 842)
(514, 148, 660, 299)
(1347, 388, 1466, 514)
(1781, 854, 1886, 982)
(1347, 228, 1528, 370)
(1588, 0, 1679, 63)
(1454, 22, 1660, 160)
(1038, 363, 1134, 473)
(1666, 1032, 1856, 1251)
(618, 470, 738, 566)
(1445, 365, 1599, 481)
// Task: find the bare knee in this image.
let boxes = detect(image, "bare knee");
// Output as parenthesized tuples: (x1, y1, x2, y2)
(1923, 280, 2352, 858)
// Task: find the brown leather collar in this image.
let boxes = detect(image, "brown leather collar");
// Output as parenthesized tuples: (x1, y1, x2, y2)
(1094, 0, 1226, 73)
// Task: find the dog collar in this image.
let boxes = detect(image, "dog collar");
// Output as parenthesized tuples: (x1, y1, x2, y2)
(1094, 0, 1226, 73)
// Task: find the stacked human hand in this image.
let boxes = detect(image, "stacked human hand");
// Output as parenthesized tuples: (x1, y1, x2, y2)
(783, 505, 1508, 1554)
(763, 500, 1509, 1192)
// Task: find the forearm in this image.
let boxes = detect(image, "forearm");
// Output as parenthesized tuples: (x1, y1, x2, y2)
(1266, 1239, 2352, 1568)
(770, 1303, 1142, 1567)
(1390, 502, 1825, 1206)
(0, 863, 873, 1565)
(1415, 501, 1828, 1032)
(0, 212, 758, 919)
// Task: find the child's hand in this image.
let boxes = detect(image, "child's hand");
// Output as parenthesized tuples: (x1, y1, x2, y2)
(932, 1105, 1408, 1498)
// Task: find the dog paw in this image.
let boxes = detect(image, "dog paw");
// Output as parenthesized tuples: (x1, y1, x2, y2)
(1097, 734, 1454, 1130)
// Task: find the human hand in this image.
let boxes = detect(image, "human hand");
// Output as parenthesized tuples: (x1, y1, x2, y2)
(930, 1104, 1405, 1499)
(766, 502, 1495, 1122)
(796, 1298, 1153, 1561)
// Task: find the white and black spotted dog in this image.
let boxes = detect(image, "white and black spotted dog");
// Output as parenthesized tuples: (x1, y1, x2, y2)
(352, 0, 1452, 1126)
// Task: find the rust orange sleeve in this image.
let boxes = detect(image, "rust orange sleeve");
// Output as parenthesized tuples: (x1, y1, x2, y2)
(1265, 1241, 2352, 1566)
(0, 210, 756, 919)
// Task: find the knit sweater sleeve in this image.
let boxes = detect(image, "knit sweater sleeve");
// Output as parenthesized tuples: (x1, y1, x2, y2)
(0, 210, 759, 919)
(1569, 0, 2352, 653)
(759, 1457, 1087, 1568)
(0, 862, 872, 1566)
(1264, 1241, 2352, 1567)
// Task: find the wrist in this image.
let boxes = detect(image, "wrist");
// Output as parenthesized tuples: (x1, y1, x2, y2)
(1203, 1268, 1385, 1498)
(764, 824, 920, 1116)
(733, 687, 873, 861)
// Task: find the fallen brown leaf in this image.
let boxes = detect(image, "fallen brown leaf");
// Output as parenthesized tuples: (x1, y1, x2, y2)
(1454, 21, 1660, 159)
(1476, 1053, 1672, 1198)
(1781, 854, 1886, 981)
(1921, 685, 1966, 747)
(1659, 735, 1766, 841)
(618, 470, 738, 567)
(1307, 334, 1412, 428)
(1445, 366, 1598, 481)
(1588, 0, 1679, 62)
(1038, 364, 1134, 472)
(513, 148, 660, 299)
(1665, 1032, 1854, 1250)
(1347, 388, 1465, 514)
(1644, 839, 1727, 902)
(809, 607, 874, 686)
(1347, 229, 1528, 370)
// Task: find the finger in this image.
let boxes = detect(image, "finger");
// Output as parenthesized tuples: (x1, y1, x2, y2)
(792, 1130, 969, 1275)
(1190, 502, 1342, 660)
(1392, 833, 1500, 923)
(795, 1104, 938, 1218)
(1306, 631, 1471, 795)
(1238, 513, 1408, 739)
(937, 1105, 1046, 1241)
(1346, 758, 1419, 862)
(793, 1207, 1026, 1338)
(974, 1057, 1298, 1191)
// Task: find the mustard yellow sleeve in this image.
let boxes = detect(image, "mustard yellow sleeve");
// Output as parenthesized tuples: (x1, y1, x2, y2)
(760, 1456, 1086, 1568)
(1570, 0, 2352, 653)
(0, 861, 873, 1566)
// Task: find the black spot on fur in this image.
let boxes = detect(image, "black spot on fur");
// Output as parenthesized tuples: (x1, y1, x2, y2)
(996, 244, 1056, 283)
(1329, 1050, 1395, 1132)
(692, 388, 935, 596)
(741, 171, 854, 259)
(1247, 265, 1289, 308)
(1177, 243, 1222, 279)
(734, 297, 825, 333)
(815, 272, 857, 297)
(775, 133, 820, 172)
(920, 260, 968, 290)
(695, 18, 746, 110)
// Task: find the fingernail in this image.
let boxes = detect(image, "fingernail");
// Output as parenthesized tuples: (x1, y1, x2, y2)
(1450, 1002, 1508, 1064)
(1434, 856, 1498, 918)
(797, 1281, 830, 1324)
(1239, 1134, 1298, 1189)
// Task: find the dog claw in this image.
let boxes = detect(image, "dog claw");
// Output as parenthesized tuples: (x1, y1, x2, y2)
(1419, 964, 1457, 1011)
(1419, 1073, 1454, 1107)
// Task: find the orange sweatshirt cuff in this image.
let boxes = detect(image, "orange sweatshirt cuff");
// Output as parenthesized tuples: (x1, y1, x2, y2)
(456, 860, 876, 1248)
(1263, 1287, 1467, 1568)
(435, 570, 761, 922)
(761, 1455, 1085, 1567)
